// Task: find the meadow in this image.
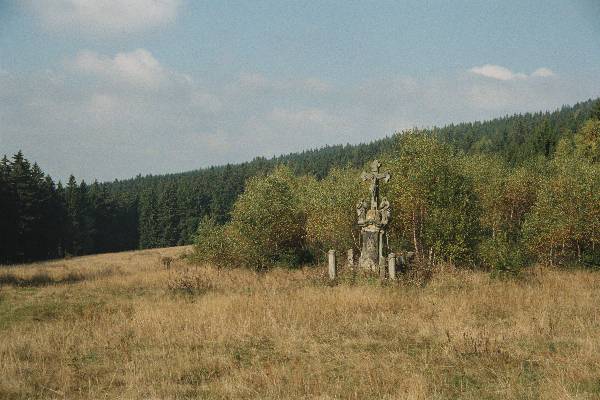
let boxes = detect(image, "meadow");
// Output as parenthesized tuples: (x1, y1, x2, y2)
(1, 247, 600, 399)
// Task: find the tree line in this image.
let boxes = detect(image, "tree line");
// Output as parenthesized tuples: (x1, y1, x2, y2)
(1, 98, 599, 265)
(0, 154, 138, 264)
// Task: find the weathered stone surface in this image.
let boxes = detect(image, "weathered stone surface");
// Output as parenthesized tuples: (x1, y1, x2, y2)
(388, 253, 396, 280)
(328, 250, 336, 280)
(356, 200, 367, 226)
(359, 226, 380, 271)
(361, 160, 391, 210)
(380, 198, 390, 225)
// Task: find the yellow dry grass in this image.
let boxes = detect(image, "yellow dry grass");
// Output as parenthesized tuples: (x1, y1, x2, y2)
(1, 247, 600, 399)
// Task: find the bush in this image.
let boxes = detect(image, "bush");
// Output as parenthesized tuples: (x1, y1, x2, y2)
(302, 167, 367, 260)
(193, 166, 309, 269)
(479, 233, 529, 277)
(383, 132, 481, 265)
(523, 148, 600, 265)
(192, 217, 229, 265)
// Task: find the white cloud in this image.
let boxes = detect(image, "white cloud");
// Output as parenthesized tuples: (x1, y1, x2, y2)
(72, 49, 166, 88)
(469, 64, 556, 81)
(26, 0, 180, 35)
(531, 67, 556, 78)
(469, 64, 527, 81)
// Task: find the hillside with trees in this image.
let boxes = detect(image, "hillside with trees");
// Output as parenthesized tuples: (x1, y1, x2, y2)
(1, 98, 599, 265)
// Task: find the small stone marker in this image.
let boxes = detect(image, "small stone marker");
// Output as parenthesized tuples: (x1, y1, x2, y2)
(347, 249, 354, 270)
(379, 259, 386, 280)
(328, 250, 336, 280)
(388, 253, 396, 280)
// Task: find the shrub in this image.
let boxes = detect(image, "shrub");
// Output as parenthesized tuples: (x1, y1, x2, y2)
(302, 167, 367, 260)
(523, 152, 600, 266)
(383, 132, 481, 265)
(479, 233, 529, 277)
(192, 217, 228, 266)
(193, 166, 308, 269)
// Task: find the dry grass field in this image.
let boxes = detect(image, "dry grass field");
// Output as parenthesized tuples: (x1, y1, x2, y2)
(1, 247, 600, 399)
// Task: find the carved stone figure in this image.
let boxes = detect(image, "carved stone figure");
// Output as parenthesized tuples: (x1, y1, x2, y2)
(379, 197, 390, 226)
(361, 160, 391, 210)
(356, 199, 367, 226)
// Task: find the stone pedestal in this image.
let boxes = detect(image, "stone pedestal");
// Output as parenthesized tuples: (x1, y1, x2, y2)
(359, 225, 381, 272)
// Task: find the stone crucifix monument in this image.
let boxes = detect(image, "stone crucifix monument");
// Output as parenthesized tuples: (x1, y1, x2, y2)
(357, 160, 391, 272)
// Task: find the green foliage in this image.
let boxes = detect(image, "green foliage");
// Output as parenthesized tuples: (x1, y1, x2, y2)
(479, 233, 529, 277)
(523, 149, 600, 266)
(0, 152, 66, 263)
(3, 98, 600, 266)
(192, 217, 228, 266)
(574, 119, 600, 163)
(193, 117, 600, 270)
(194, 166, 308, 269)
(302, 167, 367, 259)
(592, 99, 600, 121)
(384, 132, 480, 265)
(462, 155, 539, 246)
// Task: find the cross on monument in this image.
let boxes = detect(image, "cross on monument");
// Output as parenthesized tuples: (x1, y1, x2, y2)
(361, 160, 390, 210)
(357, 159, 391, 272)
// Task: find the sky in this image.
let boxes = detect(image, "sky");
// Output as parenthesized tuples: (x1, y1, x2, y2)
(1, 0, 600, 182)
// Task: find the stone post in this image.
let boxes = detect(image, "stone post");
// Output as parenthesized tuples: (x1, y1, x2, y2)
(379, 258, 386, 280)
(328, 250, 336, 280)
(388, 253, 396, 280)
(347, 249, 354, 270)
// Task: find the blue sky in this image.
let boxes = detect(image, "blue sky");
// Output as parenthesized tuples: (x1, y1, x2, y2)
(1, 1, 600, 182)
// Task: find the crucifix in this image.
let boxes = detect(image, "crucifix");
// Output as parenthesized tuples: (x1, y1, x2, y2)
(357, 160, 391, 272)
(361, 160, 390, 210)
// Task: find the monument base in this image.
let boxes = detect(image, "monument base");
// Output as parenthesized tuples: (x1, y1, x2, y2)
(359, 225, 382, 272)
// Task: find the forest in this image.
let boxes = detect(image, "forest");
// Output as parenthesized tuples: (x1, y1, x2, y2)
(1, 98, 599, 267)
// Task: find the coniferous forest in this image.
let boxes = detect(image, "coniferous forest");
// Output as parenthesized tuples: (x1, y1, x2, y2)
(1, 98, 599, 266)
